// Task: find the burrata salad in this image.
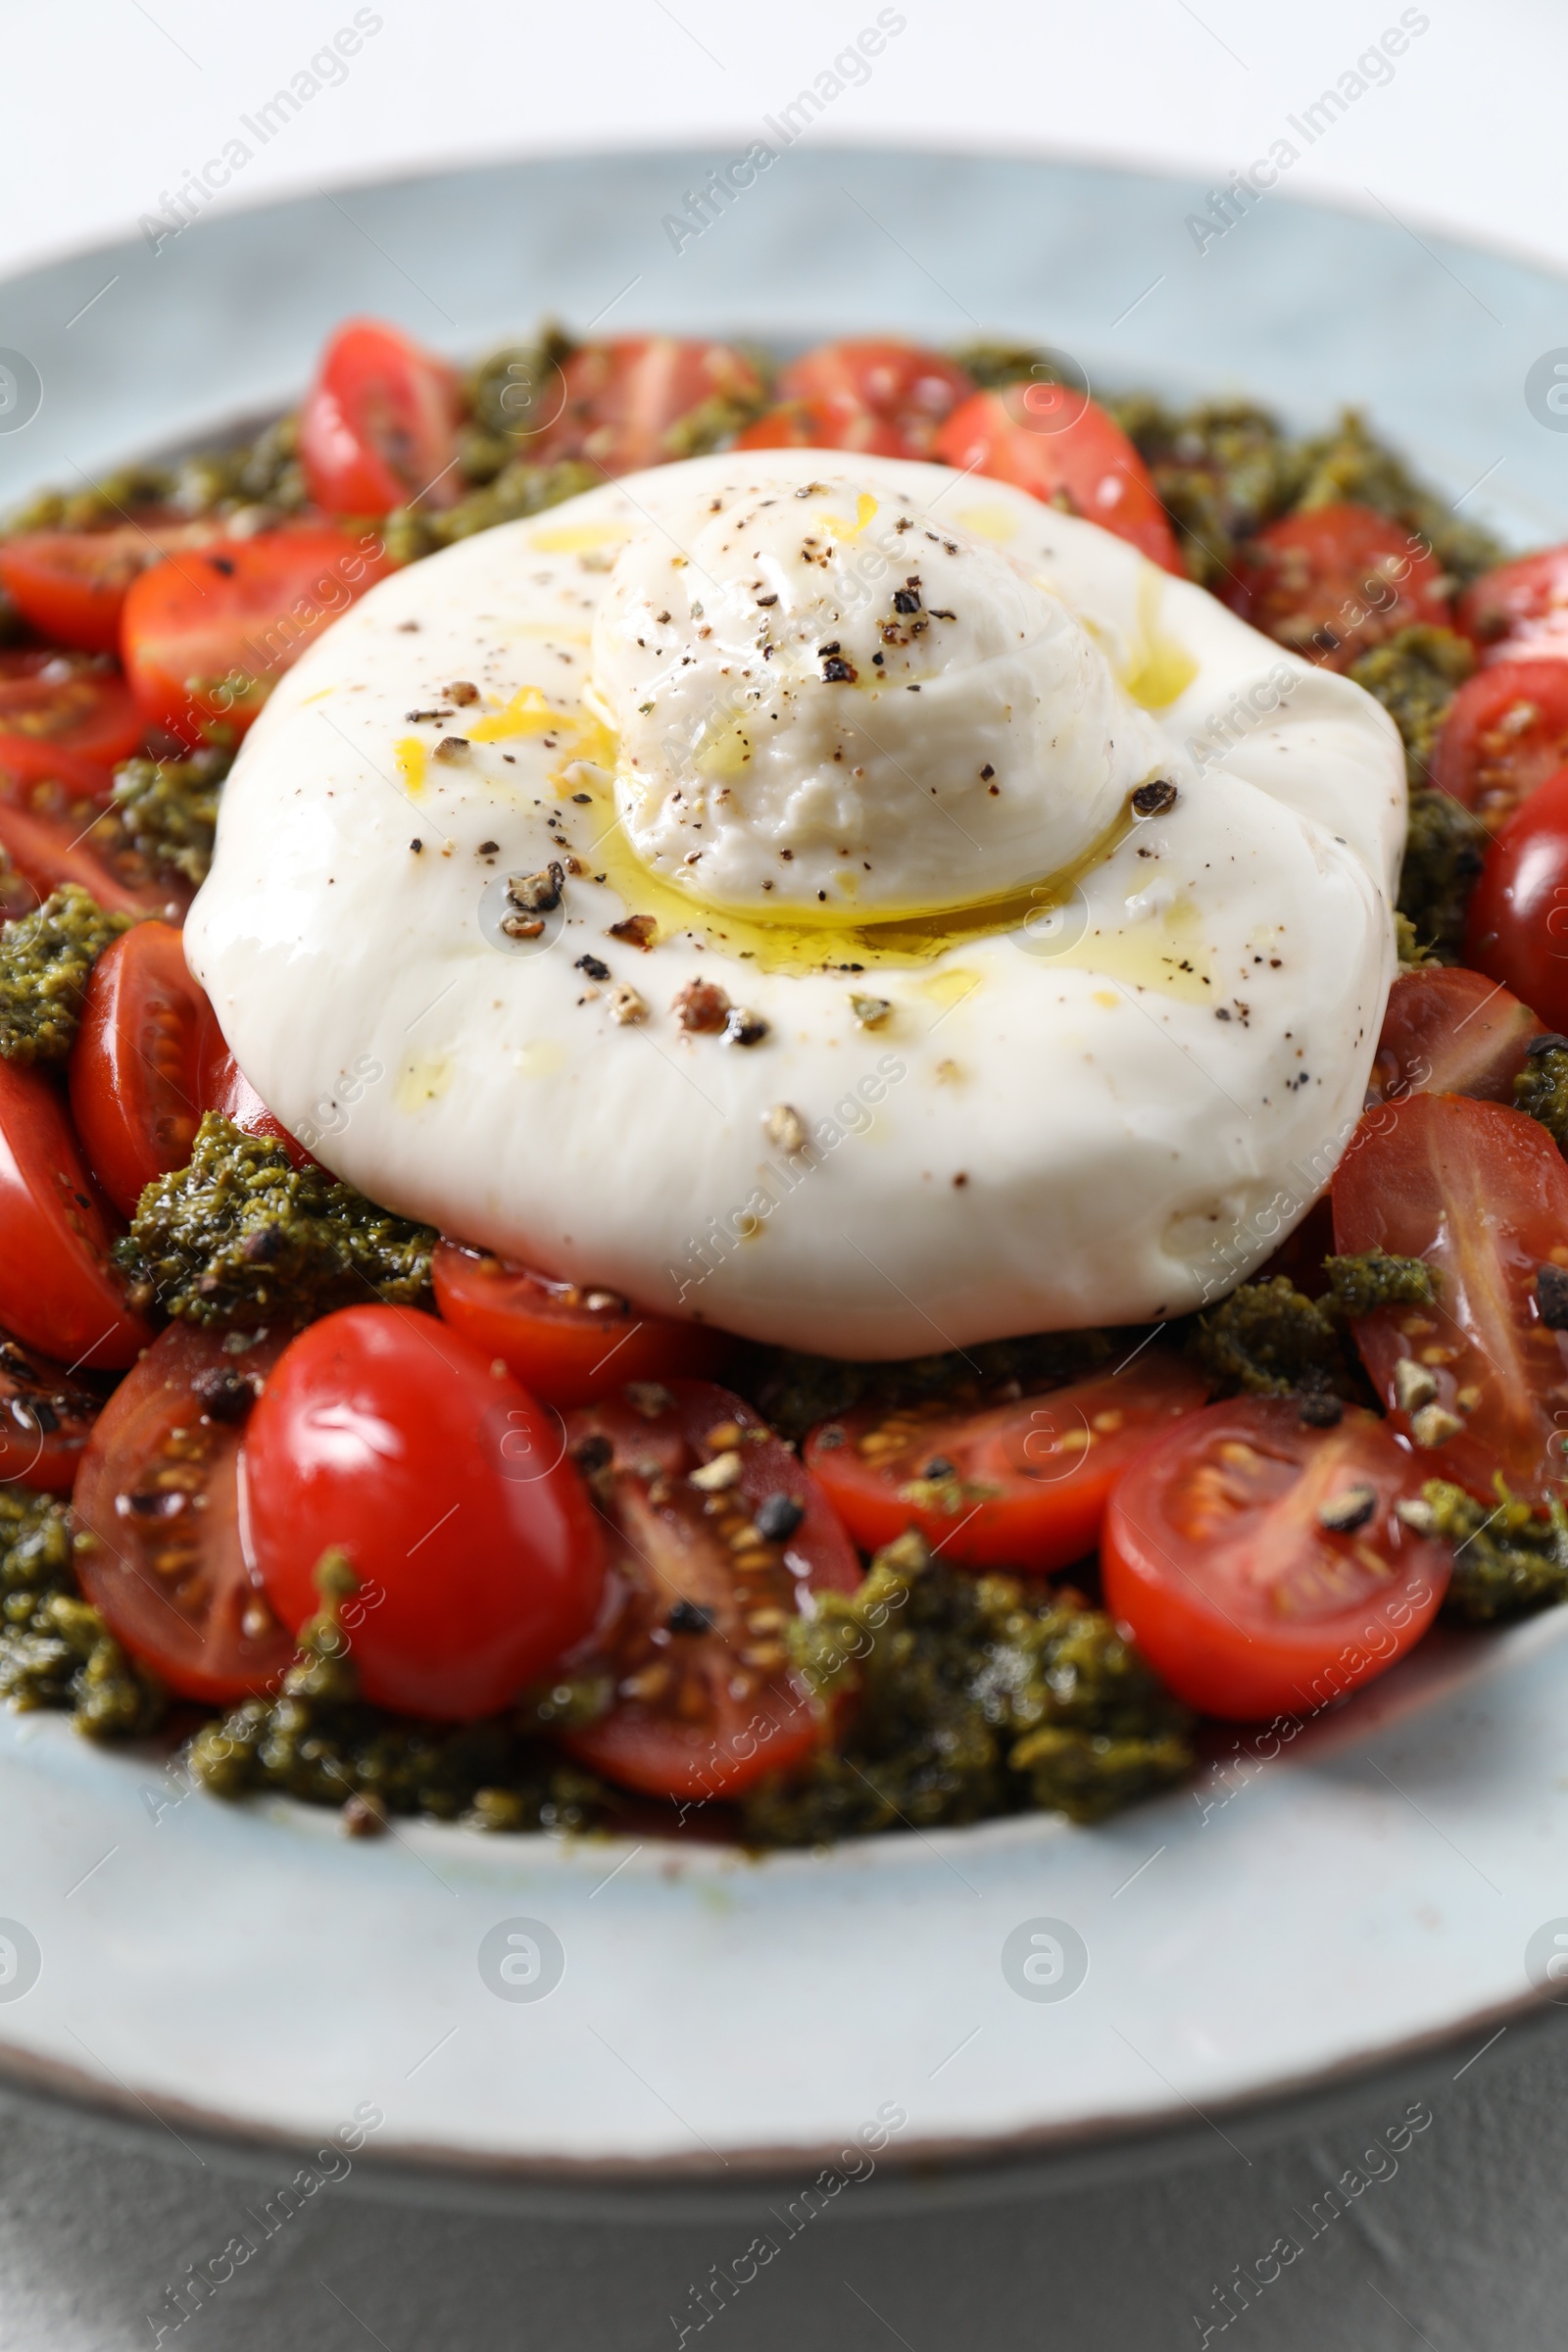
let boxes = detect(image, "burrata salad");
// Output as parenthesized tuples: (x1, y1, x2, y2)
(0, 320, 1565, 1848)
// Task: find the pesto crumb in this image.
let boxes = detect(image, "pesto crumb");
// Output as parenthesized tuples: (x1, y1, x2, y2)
(0, 1491, 162, 1737)
(1514, 1042, 1568, 1153)
(0, 886, 131, 1065)
(111, 745, 232, 887)
(741, 1533, 1192, 1844)
(1189, 1275, 1354, 1400)
(118, 1112, 436, 1328)
(1419, 1480, 1568, 1622)
(1323, 1250, 1437, 1318)
(1397, 788, 1487, 963)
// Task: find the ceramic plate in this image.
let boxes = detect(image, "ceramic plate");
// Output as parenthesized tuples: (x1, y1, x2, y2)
(1, 148, 1566, 2178)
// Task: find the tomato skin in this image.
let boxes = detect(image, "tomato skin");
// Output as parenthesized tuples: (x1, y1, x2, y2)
(0, 519, 220, 654)
(934, 386, 1181, 570)
(1229, 503, 1450, 670)
(0, 800, 188, 923)
(299, 318, 463, 514)
(1332, 1092, 1568, 1502)
(0, 1330, 105, 1493)
(120, 524, 395, 747)
(805, 1351, 1210, 1572)
(0, 1059, 154, 1370)
(1365, 965, 1545, 1109)
(771, 340, 976, 460)
(72, 1324, 293, 1703)
(0, 653, 144, 773)
(533, 338, 766, 475)
(562, 1380, 860, 1800)
(198, 1040, 316, 1168)
(1102, 1398, 1448, 1720)
(431, 1240, 730, 1408)
(244, 1306, 606, 1721)
(1457, 547, 1568, 666)
(734, 400, 905, 457)
(1463, 764, 1568, 1026)
(1430, 660, 1568, 835)
(68, 923, 207, 1217)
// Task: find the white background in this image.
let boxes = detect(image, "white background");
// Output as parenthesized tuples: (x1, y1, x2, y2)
(4, 0, 1565, 285)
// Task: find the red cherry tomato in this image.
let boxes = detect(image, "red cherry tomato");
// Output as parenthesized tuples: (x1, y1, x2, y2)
(770, 339, 976, 460)
(1430, 660, 1568, 835)
(0, 1058, 155, 1369)
(0, 799, 188, 922)
(1102, 1397, 1449, 1720)
(1229, 503, 1451, 670)
(0, 652, 144, 774)
(733, 400, 905, 457)
(1249, 1195, 1338, 1299)
(533, 338, 767, 475)
(1332, 1092, 1568, 1502)
(198, 1042, 316, 1168)
(1364, 965, 1545, 1108)
(299, 318, 463, 515)
(1463, 764, 1568, 1026)
(1457, 546, 1568, 666)
(68, 922, 208, 1216)
(431, 1240, 730, 1408)
(561, 1380, 860, 1800)
(0, 1329, 105, 1493)
(0, 517, 221, 654)
(244, 1305, 606, 1721)
(121, 524, 395, 746)
(804, 1350, 1210, 1573)
(934, 386, 1181, 570)
(72, 1324, 293, 1703)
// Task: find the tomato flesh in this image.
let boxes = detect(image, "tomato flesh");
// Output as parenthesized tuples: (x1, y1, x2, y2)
(0, 1330, 104, 1493)
(1430, 660, 1568, 835)
(1333, 1092, 1568, 1502)
(734, 400, 905, 458)
(72, 1324, 293, 1703)
(0, 518, 220, 654)
(1457, 546, 1568, 666)
(805, 1350, 1210, 1572)
(0, 799, 188, 922)
(299, 318, 463, 514)
(120, 524, 394, 746)
(533, 338, 766, 475)
(431, 1240, 730, 1407)
(1229, 502, 1450, 671)
(68, 922, 208, 1217)
(1365, 964, 1544, 1108)
(1463, 764, 1568, 1028)
(771, 340, 976, 461)
(244, 1305, 606, 1720)
(0, 1059, 153, 1369)
(1102, 1397, 1449, 1720)
(934, 386, 1181, 570)
(562, 1380, 860, 1800)
(0, 653, 143, 773)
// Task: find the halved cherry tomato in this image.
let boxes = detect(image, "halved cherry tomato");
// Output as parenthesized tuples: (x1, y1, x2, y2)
(768, 339, 976, 461)
(69, 921, 208, 1216)
(1228, 503, 1450, 671)
(431, 1240, 730, 1408)
(0, 799, 188, 922)
(804, 1350, 1210, 1572)
(0, 517, 220, 653)
(198, 1042, 316, 1169)
(562, 1380, 860, 1800)
(0, 652, 144, 772)
(72, 1323, 293, 1703)
(244, 1305, 605, 1720)
(299, 318, 463, 515)
(934, 386, 1181, 570)
(1364, 965, 1544, 1108)
(121, 524, 395, 746)
(734, 400, 905, 457)
(1463, 764, 1568, 1028)
(1457, 546, 1568, 666)
(0, 1058, 155, 1369)
(0, 1329, 105, 1493)
(533, 338, 767, 475)
(1250, 1195, 1338, 1299)
(1102, 1397, 1449, 1720)
(1332, 1092, 1568, 1502)
(1430, 660, 1568, 834)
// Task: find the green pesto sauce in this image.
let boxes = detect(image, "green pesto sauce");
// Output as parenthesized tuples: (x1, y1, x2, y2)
(0, 886, 130, 1065)
(1514, 1044, 1568, 1152)
(0, 1490, 161, 1737)
(119, 1112, 435, 1329)
(1348, 624, 1476, 789)
(111, 746, 232, 889)
(1396, 789, 1488, 964)
(1417, 1482, 1568, 1623)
